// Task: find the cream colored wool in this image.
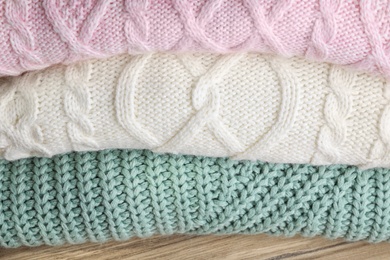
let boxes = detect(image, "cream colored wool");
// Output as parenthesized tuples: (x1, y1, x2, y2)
(0, 53, 389, 168)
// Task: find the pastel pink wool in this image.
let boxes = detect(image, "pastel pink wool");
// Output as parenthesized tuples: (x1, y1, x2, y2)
(1, 0, 390, 77)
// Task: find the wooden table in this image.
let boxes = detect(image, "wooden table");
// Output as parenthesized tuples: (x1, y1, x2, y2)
(1, 234, 390, 259)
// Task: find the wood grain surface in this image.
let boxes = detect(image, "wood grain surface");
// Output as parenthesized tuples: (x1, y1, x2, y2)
(1, 234, 390, 260)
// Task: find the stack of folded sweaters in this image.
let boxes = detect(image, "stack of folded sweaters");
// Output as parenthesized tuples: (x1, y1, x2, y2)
(2, 0, 390, 247)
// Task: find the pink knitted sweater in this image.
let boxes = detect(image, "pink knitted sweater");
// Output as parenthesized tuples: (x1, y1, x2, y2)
(1, 0, 390, 77)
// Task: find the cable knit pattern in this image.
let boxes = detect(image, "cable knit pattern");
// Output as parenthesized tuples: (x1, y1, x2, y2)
(0, 74, 49, 160)
(124, 0, 150, 52)
(115, 54, 160, 147)
(0, 53, 389, 168)
(42, 0, 111, 60)
(312, 67, 356, 164)
(306, 0, 340, 60)
(5, 1, 45, 73)
(367, 81, 390, 168)
(357, 1, 390, 76)
(235, 57, 299, 159)
(1, 0, 390, 77)
(2, 149, 390, 247)
(155, 54, 246, 153)
(242, 0, 293, 55)
(64, 62, 97, 149)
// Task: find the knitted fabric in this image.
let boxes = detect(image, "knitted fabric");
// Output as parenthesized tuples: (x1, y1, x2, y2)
(1, 148, 390, 248)
(0, 53, 389, 168)
(1, 0, 390, 78)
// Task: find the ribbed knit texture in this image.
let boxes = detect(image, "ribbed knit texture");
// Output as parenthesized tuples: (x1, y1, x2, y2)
(1, 53, 389, 168)
(1, 149, 390, 248)
(1, 0, 390, 78)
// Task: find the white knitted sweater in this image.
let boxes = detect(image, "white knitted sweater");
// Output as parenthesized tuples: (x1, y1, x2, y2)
(0, 53, 388, 168)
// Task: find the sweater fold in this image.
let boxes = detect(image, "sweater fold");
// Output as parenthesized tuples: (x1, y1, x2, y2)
(1, 149, 390, 247)
(1, 0, 390, 78)
(0, 53, 389, 168)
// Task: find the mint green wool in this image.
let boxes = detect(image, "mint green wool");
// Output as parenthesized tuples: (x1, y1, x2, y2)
(1, 149, 390, 248)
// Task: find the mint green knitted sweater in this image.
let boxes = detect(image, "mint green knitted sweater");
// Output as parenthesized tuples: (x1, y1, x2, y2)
(1, 149, 389, 247)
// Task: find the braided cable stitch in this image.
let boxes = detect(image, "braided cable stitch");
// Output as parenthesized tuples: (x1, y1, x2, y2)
(306, 0, 341, 60)
(172, 0, 228, 52)
(0, 74, 50, 160)
(312, 66, 356, 164)
(367, 81, 390, 168)
(5, 0, 46, 72)
(64, 62, 98, 149)
(2, 149, 390, 247)
(356, 0, 390, 76)
(124, 0, 150, 52)
(242, 0, 293, 56)
(155, 54, 246, 154)
(42, 0, 110, 60)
